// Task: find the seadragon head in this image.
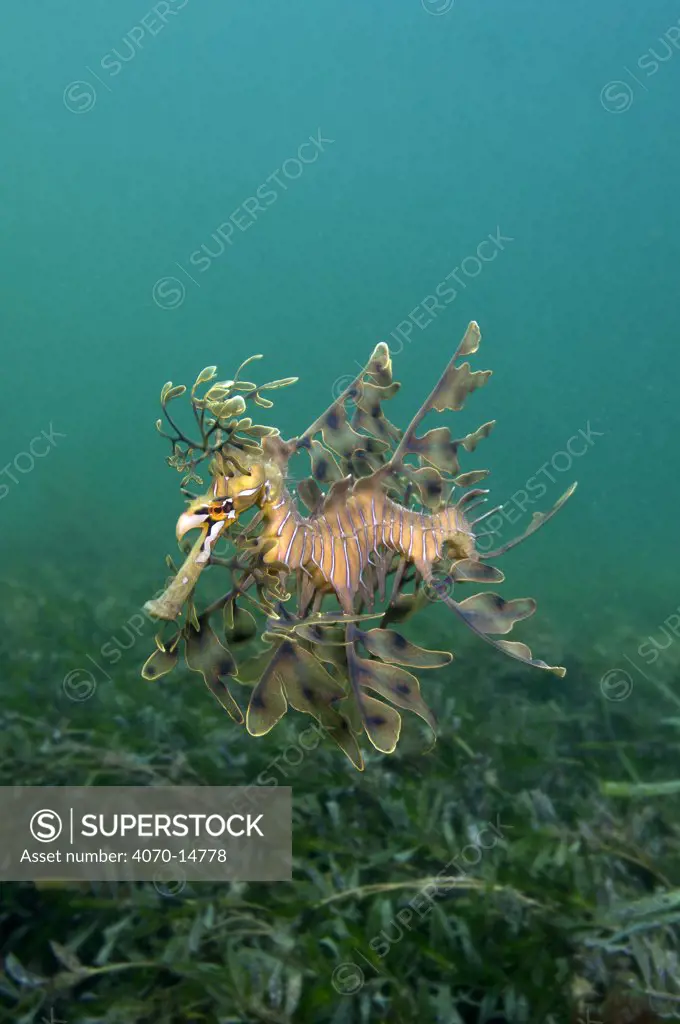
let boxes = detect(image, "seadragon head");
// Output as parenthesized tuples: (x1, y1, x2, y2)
(176, 445, 290, 544)
(143, 364, 296, 622)
(176, 462, 267, 542)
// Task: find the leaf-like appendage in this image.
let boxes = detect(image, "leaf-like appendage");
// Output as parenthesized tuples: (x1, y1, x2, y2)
(252, 393, 274, 409)
(365, 341, 394, 388)
(319, 403, 373, 459)
(454, 469, 490, 487)
(480, 483, 577, 561)
(351, 405, 401, 447)
(379, 592, 429, 628)
(235, 649, 276, 685)
(359, 628, 452, 669)
(203, 384, 232, 402)
(278, 644, 346, 721)
(323, 716, 365, 770)
(356, 693, 401, 754)
(212, 396, 247, 419)
(245, 639, 362, 766)
(141, 646, 179, 680)
(451, 559, 505, 584)
(406, 466, 448, 511)
(296, 476, 324, 514)
(309, 439, 343, 484)
(462, 420, 495, 453)
(259, 377, 299, 390)
(184, 616, 243, 723)
(455, 592, 536, 634)
(193, 366, 218, 389)
(224, 601, 258, 644)
(355, 657, 437, 738)
(355, 380, 400, 412)
(163, 384, 187, 404)
(430, 363, 491, 414)
(246, 650, 289, 737)
(407, 426, 462, 475)
(493, 639, 566, 678)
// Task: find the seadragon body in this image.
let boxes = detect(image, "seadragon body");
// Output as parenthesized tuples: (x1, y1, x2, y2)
(238, 467, 476, 611)
(142, 322, 576, 769)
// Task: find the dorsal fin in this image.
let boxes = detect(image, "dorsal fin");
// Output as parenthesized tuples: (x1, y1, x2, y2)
(340, 323, 494, 504)
(387, 322, 492, 474)
(294, 342, 402, 488)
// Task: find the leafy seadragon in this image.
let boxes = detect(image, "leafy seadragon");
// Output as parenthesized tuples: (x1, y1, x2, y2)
(142, 322, 576, 769)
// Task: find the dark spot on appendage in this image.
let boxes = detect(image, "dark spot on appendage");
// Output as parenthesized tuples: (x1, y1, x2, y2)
(326, 410, 339, 430)
(395, 682, 411, 695)
(392, 633, 407, 649)
(250, 694, 266, 710)
(367, 715, 386, 727)
(302, 686, 314, 701)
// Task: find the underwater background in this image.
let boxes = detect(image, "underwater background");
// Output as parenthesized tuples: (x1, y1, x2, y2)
(1, 1, 680, 1022)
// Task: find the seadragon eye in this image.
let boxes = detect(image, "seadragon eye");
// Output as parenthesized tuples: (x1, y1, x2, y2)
(209, 496, 235, 519)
